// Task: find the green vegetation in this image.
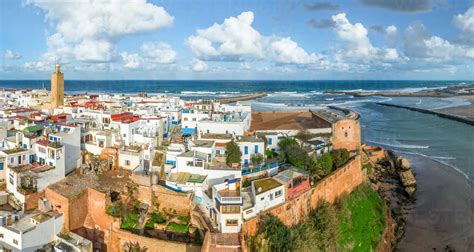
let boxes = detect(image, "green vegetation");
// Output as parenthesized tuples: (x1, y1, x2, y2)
(362, 163, 373, 173)
(178, 214, 191, 224)
(225, 140, 242, 166)
(248, 185, 386, 252)
(145, 212, 166, 229)
(265, 149, 278, 159)
(106, 202, 123, 218)
(336, 185, 385, 251)
(167, 222, 189, 233)
(331, 149, 351, 168)
(250, 153, 265, 167)
(121, 211, 139, 230)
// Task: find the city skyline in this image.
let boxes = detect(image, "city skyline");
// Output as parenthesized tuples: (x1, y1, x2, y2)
(1, 0, 474, 80)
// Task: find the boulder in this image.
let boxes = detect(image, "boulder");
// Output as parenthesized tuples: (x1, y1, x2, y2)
(405, 187, 416, 198)
(399, 158, 411, 171)
(399, 170, 416, 187)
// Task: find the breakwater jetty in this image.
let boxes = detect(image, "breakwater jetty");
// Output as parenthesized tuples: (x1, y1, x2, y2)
(376, 103, 474, 126)
(217, 92, 267, 103)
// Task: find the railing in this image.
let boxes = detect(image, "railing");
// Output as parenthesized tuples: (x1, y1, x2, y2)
(216, 194, 242, 204)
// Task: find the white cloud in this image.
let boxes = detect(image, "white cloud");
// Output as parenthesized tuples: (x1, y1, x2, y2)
(385, 25, 398, 47)
(186, 11, 320, 65)
(331, 13, 402, 62)
(454, 7, 474, 35)
(23, 52, 57, 72)
(28, 0, 174, 62)
(191, 59, 208, 72)
(404, 23, 474, 61)
(331, 13, 375, 59)
(121, 42, 176, 69)
(4, 50, 22, 60)
(141, 42, 176, 64)
(121, 52, 142, 69)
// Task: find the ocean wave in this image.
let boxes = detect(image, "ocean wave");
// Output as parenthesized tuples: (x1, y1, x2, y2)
(181, 91, 217, 94)
(366, 140, 430, 149)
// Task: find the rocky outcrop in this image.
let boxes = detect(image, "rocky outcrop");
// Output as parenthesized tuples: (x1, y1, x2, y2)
(365, 148, 417, 247)
(396, 157, 416, 198)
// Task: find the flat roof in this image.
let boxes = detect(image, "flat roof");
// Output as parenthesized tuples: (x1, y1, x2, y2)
(251, 110, 322, 131)
(253, 177, 282, 195)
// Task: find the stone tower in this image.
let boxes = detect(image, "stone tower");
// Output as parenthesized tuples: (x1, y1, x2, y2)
(51, 64, 64, 108)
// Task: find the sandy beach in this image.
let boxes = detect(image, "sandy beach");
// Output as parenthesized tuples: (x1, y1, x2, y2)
(436, 95, 474, 120)
(396, 153, 474, 251)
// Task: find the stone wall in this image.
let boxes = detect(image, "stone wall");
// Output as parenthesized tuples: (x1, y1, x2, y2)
(24, 191, 45, 211)
(151, 185, 192, 216)
(110, 222, 201, 252)
(332, 119, 361, 152)
(44, 187, 89, 231)
(242, 156, 364, 235)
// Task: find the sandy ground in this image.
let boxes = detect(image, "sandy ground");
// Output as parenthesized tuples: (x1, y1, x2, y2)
(436, 95, 474, 119)
(396, 153, 474, 251)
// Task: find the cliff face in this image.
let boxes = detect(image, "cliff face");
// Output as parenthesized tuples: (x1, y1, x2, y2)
(364, 146, 417, 248)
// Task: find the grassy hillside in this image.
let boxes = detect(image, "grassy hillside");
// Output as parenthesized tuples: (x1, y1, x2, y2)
(247, 184, 386, 252)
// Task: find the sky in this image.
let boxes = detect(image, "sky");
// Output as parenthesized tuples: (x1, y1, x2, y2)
(1, 0, 474, 80)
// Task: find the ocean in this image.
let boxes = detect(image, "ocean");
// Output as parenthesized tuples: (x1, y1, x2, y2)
(1, 79, 473, 181)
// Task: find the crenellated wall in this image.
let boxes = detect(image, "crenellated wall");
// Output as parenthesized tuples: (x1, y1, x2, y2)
(242, 156, 365, 236)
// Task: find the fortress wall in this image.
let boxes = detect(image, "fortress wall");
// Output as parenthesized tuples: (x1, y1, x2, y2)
(242, 156, 364, 236)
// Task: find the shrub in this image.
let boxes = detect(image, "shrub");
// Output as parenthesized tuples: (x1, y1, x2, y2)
(145, 212, 166, 229)
(262, 215, 294, 252)
(225, 140, 242, 166)
(331, 149, 350, 168)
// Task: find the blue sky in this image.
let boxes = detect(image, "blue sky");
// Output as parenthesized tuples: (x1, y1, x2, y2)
(1, 0, 474, 80)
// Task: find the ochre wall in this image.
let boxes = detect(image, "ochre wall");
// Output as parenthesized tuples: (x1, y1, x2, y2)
(110, 222, 201, 252)
(151, 185, 192, 215)
(24, 191, 45, 211)
(332, 119, 361, 151)
(242, 156, 364, 236)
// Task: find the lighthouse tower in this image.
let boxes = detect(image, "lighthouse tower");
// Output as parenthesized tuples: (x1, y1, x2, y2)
(51, 64, 64, 108)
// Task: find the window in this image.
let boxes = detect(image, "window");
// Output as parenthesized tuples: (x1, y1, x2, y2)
(22, 155, 25, 161)
(13, 239, 18, 245)
(260, 197, 264, 201)
(254, 145, 258, 154)
(0, 163, 3, 170)
(275, 190, 282, 198)
(268, 138, 272, 145)
(221, 205, 240, 214)
(18, 156, 21, 164)
(226, 219, 238, 226)
(269, 193, 274, 200)
(344, 132, 348, 138)
(125, 160, 130, 166)
(244, 146, 248, 154)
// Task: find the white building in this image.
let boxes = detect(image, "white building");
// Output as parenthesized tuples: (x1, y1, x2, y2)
(0, 211, 64, 252)
(243, 177, 285, 219)
(236, 136, 265, 166)
(210, 178, 243, 233)
(48, 124, 81, 174)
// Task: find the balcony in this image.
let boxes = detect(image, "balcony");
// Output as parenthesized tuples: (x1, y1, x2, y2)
(216, 189, 242, 205)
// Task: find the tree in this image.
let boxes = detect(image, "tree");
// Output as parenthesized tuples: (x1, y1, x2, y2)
(306, 153, 333, 180)
(286, 147, 308, 168)
(295, 130, 313, 146)
(250, 153, 264, 167)
(277, 136, 299, 162)
(331, 149, 350, 168)
(225, 140, 242, 166)
(262, 215, 294, 252)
